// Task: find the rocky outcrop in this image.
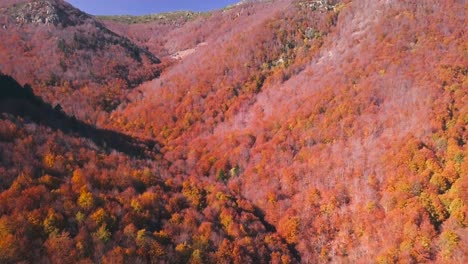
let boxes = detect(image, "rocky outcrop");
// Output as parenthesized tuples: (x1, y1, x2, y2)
(14, 1, 59, 25)
(4, 0, 91, 26)
(297, 0, 339, 11)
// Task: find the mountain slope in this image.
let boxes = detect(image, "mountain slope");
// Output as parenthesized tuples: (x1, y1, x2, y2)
(111, 0, 467, 262)
(0, 73, 299, 263)
(0, 0, 161, 121)
(0, 0, 466, 263)
(0, 73, 160, 158)
(99, 11, 203, 59)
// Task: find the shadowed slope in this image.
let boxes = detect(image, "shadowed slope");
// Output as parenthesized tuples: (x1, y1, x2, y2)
(0, 73, 159, 159)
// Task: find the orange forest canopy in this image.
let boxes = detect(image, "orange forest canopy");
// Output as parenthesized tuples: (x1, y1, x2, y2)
(0, 0, 466, 263)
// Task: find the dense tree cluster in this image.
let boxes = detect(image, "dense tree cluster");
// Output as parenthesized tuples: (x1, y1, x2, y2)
(0, 112, 296, 263)
(109, 0, 466, 262)
(0, 0, 466, 263)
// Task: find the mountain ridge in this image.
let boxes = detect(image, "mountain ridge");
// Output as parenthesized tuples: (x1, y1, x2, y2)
(0, 0, 162, 122)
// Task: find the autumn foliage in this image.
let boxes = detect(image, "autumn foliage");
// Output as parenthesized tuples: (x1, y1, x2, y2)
(0, 0, 466, 263)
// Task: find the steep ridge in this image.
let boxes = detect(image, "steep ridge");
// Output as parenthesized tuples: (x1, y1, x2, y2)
(0, 0, 161, 121)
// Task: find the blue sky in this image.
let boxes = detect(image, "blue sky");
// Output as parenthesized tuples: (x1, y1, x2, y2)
(66, 0, 240, 15)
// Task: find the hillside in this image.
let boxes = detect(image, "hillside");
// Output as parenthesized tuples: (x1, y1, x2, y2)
(98, 11, 210, 58)
(0, 0, 161, 122)
(0, 73, 298, 263)
(111, 0, 467, 262)
(0, 0, 466, 263)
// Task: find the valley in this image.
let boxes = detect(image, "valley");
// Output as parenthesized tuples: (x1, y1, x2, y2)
(0, 0, 466, 263)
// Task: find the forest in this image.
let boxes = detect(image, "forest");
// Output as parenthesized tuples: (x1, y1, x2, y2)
(0, 0, 466, 263)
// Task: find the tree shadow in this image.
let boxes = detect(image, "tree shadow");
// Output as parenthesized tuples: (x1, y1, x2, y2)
(0, 73, 159, 159)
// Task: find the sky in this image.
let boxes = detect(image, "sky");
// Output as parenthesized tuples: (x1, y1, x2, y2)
(65, 0, 241, 16)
